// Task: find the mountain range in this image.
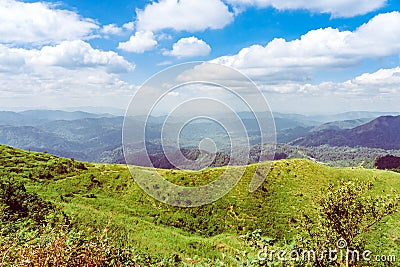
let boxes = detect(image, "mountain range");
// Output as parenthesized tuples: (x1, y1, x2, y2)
(1, 109, 399, 165)
(291, 115, 400, 150)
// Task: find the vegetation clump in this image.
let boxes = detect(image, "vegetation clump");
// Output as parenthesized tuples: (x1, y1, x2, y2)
(375, 154, 400, 170)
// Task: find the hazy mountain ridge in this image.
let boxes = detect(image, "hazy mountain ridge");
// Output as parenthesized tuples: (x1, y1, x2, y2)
(292, 115, 400, 150)
(0, 109, 114, 126)
(1, 109, 399, 165)
(310, 118, 373, 132)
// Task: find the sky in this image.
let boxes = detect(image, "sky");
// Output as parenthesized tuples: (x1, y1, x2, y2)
(0, 0, 400, 114)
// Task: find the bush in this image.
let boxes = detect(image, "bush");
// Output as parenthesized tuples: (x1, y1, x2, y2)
(0, 177, 54, 227)
(375, 154, 400, 170)
(299, 180, 399, 266)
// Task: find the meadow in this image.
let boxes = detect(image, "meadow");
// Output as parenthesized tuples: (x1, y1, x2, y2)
(1, 144, 399, 266)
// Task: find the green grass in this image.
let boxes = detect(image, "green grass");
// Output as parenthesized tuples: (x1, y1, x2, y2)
(1, 144, 399, 264)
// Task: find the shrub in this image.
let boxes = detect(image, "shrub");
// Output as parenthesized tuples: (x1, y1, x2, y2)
(299, 180, 399, 266)
(375, 154, 400, 170)
(0, 177, 54, 227)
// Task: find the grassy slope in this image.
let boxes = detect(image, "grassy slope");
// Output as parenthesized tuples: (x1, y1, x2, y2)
(1, 144, 399, 262)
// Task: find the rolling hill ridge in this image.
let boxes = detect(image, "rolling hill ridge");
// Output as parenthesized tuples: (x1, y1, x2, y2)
(0, 144, 399, 265)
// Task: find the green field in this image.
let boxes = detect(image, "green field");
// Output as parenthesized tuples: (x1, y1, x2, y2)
(1, 144, 399, 266)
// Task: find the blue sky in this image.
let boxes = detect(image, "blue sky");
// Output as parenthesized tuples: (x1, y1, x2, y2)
(1, 0, 400, 113)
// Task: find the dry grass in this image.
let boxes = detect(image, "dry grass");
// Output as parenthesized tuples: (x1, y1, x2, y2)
(0, 226, 139, 267)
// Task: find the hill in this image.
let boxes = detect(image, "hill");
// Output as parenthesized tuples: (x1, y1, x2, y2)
(0, 144, 399, 265)
(305, 111, 400, 123)
(292, 115, 400, 150)
(0, 109, 114, 126)
(310, 118, 372, 132)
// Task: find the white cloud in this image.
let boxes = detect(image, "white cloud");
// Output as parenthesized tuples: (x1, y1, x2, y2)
(163, 37, 211, 58)
(0, 41, 135, 88)
(260, 67, 400, 96)
(122, 22, 135, 31)
(0, 67, 137, 109)
(118, 31, 157, 53)
(157, 60, 173, 66)
(226, 0, 386, 17)
(0, 41, 136, 107)
(102, 24, 124, 35)
(135, 0, 234, 32)
(339, 67, 400, 95)
(0, 67, 134, 95)
(212, 12, 400, 82)
(24, 40, 134, 73)
(102, 22, 135, 36)
(0, 0, 99, 44)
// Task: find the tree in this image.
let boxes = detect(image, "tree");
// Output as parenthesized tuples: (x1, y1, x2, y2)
(300, 180, 399, 266)
(375, 154, 400, 170)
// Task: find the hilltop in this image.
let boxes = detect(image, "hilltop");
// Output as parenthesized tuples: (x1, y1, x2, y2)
(1, 144, 399, 265)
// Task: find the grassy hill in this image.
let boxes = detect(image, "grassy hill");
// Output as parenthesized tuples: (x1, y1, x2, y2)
(1, 144, 399, 265)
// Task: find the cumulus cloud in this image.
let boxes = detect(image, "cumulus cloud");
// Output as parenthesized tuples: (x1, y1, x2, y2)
(0, 67, 134, 95)
(0, 0, 99, 44)
(339, 67, 400, 95)
(135, 0, 234, 32)
(122, 22, 135, 31)
(212, 12, 400, 82)
(0, 41, 134, 89)
(259, 67, 400, 96)
(0, 67, 137, 109)
(102, 24, 124, 35)
(163, 37, 211, 58)
(0, 41, 136, 107)
(101, 22, 135, 36)
(226, 0, 386, 17)
(118, 31, 158, 53)
(20, 40, 134, 73)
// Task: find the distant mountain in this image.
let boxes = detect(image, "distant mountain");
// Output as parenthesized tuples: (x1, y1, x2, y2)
(273, 112, 320, 125)
(310, 118, 373, 132)
(277, 126, 313, 143)
(307, 111, 400, 123)
(0, 110, 114, 126)
(292, 115, 400, 150)
(19, 110, 114, 121)
(2, 109, 400, 164)
(0, 117, 124, 162)
(0, 125, 84, 159)
(62, 106, 126, 116)
(0, 111, 25, 125)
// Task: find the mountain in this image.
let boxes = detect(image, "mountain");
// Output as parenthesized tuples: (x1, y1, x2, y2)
(292, 115, 400, 149)
(273, 112, 320, 125)
(62, 106, 126, 116)
(1, 109, 400, 164)
(306, 111, 400, 123)
(310, 118, 373, 132)
(0, 109, 114, 126)
(0, 125, 74, 150)
(19, 109, 114, 121)
(0, 116, 124, 161)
